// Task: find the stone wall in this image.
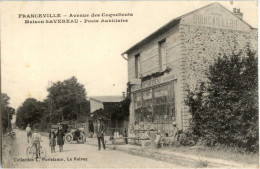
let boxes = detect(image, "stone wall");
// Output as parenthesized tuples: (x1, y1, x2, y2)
(180, 24, 257, 129)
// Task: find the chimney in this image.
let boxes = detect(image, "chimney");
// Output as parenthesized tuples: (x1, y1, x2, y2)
(233, 8, 243, 19)
(122, 92, 126, 98)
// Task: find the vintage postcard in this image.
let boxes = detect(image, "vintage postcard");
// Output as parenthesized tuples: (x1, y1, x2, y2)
(1, 1, 258, 168)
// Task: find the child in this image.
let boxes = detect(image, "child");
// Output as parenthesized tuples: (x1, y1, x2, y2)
(154, 130, 162, 148)
(49, 130, 56, 153)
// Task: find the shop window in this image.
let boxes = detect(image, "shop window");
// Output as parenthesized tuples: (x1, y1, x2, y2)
(142, 89, 153, 122)
(135, 54, 140, 78)
(133, 92, 142, 123)
(159, 39, 167, 71)
(153, 83, 175, 124)
(133, 82, 175, 125)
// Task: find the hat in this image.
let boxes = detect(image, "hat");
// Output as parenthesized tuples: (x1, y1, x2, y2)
(172, 122, 177, 126)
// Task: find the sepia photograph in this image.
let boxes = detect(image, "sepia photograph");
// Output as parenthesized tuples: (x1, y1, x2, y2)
(1, 1, 258, 168)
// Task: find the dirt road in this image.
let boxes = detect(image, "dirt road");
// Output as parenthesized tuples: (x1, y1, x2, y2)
(2, 129, 180, 168)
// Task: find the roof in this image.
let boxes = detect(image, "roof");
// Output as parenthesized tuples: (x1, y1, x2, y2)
(122, 18, 181, 55)
(89, 96, 125, 103)
(122, 2, 254, 55)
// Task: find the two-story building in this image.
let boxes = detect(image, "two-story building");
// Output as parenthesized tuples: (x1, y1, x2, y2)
(122, 3, 257, 135)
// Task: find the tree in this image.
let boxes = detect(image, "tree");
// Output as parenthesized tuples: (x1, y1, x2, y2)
(46, 76, 88, 122)
(90, 108, 110, 122)
(15, 98, 44, 129)
(88, 98, 130, 124)
(1, 93, 15, 132)
(110, 98, 130, 121)
(185, 48, 258, 152)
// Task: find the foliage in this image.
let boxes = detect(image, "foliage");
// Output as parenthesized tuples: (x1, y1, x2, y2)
(1, 93, 15, 132)
(46, 76, 89, 122)
(185, 48, 258, 152)
(178, 129, 198, 146)
(89, 98, 130, 123)
(141, 67, 171, 82)
(110, 98, 130, 121)
(15, 76, 90, 130)
(15, 98, 44, 129)
(90, 108, 110, 122)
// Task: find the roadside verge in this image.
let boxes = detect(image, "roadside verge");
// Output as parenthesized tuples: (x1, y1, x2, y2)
(85, 138, 258, 168)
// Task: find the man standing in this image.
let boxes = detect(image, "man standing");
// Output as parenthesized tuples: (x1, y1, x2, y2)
(57, 125, 65, 152)
(172, 122, 179, 142)
(95, 118, 106, 150)
(26, 124, 32, 143)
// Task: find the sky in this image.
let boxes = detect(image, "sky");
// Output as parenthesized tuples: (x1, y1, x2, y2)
(1, 1, 258, 110)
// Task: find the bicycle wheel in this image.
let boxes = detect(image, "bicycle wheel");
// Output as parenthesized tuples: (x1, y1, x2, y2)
(26, 146, 35, 158)
(39, 146, 46, 158)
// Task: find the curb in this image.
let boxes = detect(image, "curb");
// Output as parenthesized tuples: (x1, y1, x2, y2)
(84, 141, 257, 168)
(85, 142, 197, 167)
(110, 145, 210, 167)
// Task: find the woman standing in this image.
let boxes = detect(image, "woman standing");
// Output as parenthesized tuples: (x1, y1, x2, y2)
(49, 129, 56, 153)
(56, 125, 65, 152)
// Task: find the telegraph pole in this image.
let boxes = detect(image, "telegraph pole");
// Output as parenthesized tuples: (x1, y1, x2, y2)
(7, 110, 9, 130)
(47, 80, 53, 124)
(50, 99, 52, 124)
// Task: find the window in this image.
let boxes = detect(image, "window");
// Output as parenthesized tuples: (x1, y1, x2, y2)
(133, 82, 175, 124)
(142, 89, 153, 122)
(135, 54, 140, 78)
(133, 92, 142, 123)
(153, 83, 175, 124)
(159, 39, 167, 71)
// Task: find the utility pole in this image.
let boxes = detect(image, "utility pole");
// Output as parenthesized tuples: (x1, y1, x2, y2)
(47, 80, 53, 124)
(7, 110, 9, 130)
(77, 96, 80, 120)
(50, 99, 52, 124)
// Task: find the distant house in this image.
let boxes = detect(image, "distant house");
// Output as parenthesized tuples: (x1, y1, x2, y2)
(90, 96, 125, 114)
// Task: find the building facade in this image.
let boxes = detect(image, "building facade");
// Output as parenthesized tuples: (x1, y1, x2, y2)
(122, 3, 257, 135)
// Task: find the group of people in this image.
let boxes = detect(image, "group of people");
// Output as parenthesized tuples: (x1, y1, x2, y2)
(95, 118, 180, 150)
(48, 125, 65, 153)
(132, 121, 180, 148)
(25, 119, 107, 154)
(153, 121, 180, 148)
(25, 124, 65, 154)
(26, 118, 179, 154)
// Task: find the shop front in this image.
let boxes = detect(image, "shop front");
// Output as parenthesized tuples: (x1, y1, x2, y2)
(130, 74, 178, 137)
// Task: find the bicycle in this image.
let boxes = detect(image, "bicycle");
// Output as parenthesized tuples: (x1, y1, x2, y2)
(8, 130, 16, 139)
(26, 140, 46, 159)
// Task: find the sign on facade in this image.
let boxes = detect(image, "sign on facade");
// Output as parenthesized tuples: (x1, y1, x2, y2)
(181, 3, 251, 32)
(131, 74, 176, 92)
(130, 79, 142, 85)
